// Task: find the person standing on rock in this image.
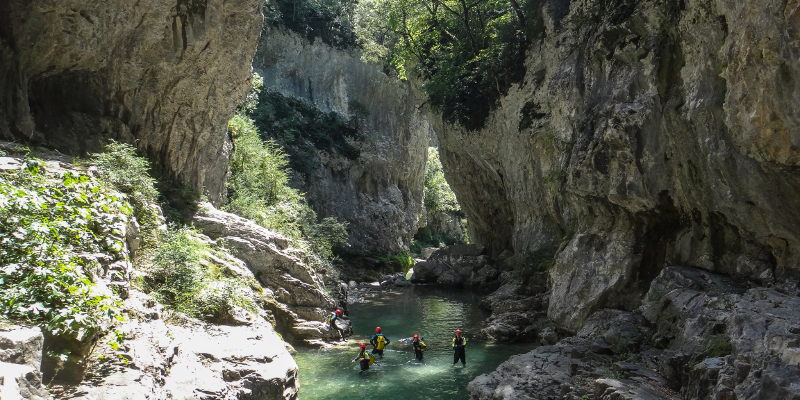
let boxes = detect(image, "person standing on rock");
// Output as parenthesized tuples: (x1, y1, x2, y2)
(326, 308, 348, 340)
(411, 333, 427, 361)
(352, 343, 373, 371)
(452, 329, 467, 366)
(370, 326, 390, 358)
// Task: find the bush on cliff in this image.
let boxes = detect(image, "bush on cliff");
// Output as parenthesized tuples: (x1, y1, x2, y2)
(414, 147, 466, 248)
(225, 110, 349, 264)
(0, 160, 125, 348)
(140, 227, 257, 321)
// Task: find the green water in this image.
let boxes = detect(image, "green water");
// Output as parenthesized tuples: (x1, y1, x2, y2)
(295, 286, 534, 400)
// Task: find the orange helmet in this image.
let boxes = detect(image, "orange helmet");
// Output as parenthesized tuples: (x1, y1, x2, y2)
(335, 309, 343, 315)
(359, 343, 367, 348)
(375, 326, 382, 333)
(412, 334, 420, 339)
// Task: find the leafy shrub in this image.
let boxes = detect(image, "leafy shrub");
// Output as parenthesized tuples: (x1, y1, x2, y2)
(249, 89, 363, 175)
(225, 106, 349, 265)
(378, 251, 415, 273)
(0, 161, 125, 340)
(140, 227, 256, 320)
(265, 0, 359, 49)
(414, 147, 466, 248)
(89, 141, 160, 246)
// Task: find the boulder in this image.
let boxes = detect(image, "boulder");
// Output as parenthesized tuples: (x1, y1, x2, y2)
(192, 203, 344, 345)
(411, 244, 498, 289)
(0, 326, 51, 400)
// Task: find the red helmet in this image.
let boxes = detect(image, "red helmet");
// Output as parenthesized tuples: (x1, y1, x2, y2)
(455, 329, 462, 334)
(412, 334, 420, 339)
(359, 343, 367, 348)
(375, 326, 382, 333)
(335, 309, 343, 315)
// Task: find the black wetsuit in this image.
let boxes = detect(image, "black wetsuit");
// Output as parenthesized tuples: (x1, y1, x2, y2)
(412, 339, 426, 361)
(452, 335, 467, 365)
(354, 350, 370, 371)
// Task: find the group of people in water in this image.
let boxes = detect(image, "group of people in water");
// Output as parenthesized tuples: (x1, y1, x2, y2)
(329, 309, 467, 372)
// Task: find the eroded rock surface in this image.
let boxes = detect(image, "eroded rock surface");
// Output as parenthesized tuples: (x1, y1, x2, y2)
(0, 327, 51, 400)
(192, 203, 348, 345)
(0, 0, 264, 202)
(427, 0, 800, 333)
(253, 28, 429, 254)
(411, 244, 499, 288)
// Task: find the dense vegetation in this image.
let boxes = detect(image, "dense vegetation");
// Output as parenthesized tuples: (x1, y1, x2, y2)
(413, 147, 466, 251)
(265, 0, 359, 49)
(226, 76, 349, 263)
(248, 88, 364, 175)
(0, 158, 126, 354)
(266, 0, 540, 130)
(140, 227, 258, 321)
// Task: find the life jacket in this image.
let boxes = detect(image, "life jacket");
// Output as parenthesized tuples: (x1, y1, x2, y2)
(325, 313, 334, 324)
(452, 336, 467, 349)
(375, 334, 387, 350)
(414, 340, 427, 352)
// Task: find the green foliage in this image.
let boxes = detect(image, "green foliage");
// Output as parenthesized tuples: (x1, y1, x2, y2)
(378, 251, 415, 273)
(89, 141, 160, 246)
(265, 0, 359, 49)
(415, 147, 466, 248)
(249, 89, 363, 175)
(225, 107, 349, 264)
(361, 0, 533, 129)
(702, 334, 733, 358)
(140, 227, 256, 320)
(0, 161, 125, 340)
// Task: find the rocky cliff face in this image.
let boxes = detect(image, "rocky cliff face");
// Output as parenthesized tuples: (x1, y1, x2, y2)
(253, 28, 429, 254)
(0, 0, 264, 203)
(429, 0, 800, 332)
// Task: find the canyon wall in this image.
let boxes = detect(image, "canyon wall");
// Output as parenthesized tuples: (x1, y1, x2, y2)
(430, 0, 800, 332)
(0, 0, 264, 202)
(253, 28, 429, 255)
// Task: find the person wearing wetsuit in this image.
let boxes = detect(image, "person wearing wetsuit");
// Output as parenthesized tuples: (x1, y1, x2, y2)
(452, 329, 467, 366)
(411, 334, 427, 361)
(370, 326, 390, 358)
(327, 308, 348, 339)
(353, 343, 371, 371)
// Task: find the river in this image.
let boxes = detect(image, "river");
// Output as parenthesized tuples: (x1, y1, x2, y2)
(295, 286, 534, 399)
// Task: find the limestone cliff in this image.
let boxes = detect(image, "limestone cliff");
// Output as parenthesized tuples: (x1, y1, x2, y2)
(428, 0, 800, 332)
(252, 28, 429, 254)
(0, 0, 264, 203)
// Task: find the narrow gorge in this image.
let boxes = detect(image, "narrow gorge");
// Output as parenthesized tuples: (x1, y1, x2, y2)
(1, 0, 799, 399)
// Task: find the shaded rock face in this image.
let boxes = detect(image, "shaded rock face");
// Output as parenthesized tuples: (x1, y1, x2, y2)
(411, 244, 499, 289)
(0, 0, 264, 202)
(253, 28, 429, 254)
(468, 267, 800, 400)
(429, 0, 800, 332)
(192, 203, 346, 345)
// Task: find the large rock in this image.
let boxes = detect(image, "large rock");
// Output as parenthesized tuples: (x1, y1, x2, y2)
(252, 28, 429, 254)
(65, 295, 299, 400)
(192, 203, 345, 345)
(411, 244, 499, 288)
(0, 326, 51, 400)
(426, 0, 800, 332)
(0, 0, 264, 202)
(641, 266, 800, 399)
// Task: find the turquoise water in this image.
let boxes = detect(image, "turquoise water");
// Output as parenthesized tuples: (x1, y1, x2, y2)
(295, 286, 534, 399)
